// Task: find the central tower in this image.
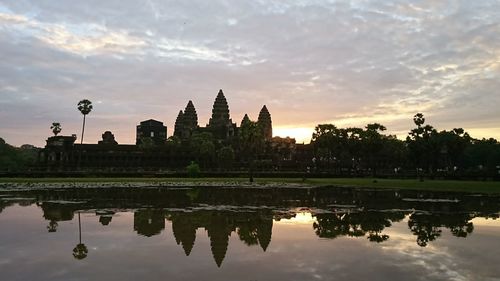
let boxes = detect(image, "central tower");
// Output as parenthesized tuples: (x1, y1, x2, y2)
(207, 89, 235, 140)
(208, 89, 230, 127)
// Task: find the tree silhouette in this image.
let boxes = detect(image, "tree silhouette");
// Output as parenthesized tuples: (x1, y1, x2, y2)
(239, 119, 264, 182)
(413, 113, 425, 127)
(189, 132, 216, 169)
(407, 113, 438, 177)
(77, 99, 93, 144)
(363, 123, 387, 177)
(311, 124, 339, 171)
(50, 122, 62, 136)
(218, 146, 235, 171)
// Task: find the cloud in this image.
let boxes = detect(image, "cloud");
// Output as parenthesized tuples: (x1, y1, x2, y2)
(1, 0, 499, 146)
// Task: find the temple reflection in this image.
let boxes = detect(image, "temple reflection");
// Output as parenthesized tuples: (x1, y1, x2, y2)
(163, 209, 273, 266)
(0, 186, 499, 267)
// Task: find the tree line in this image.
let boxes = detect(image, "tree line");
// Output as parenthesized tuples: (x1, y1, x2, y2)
(311, 113, 500, 178)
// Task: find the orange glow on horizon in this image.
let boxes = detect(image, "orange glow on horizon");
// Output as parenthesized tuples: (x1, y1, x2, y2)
(274, 127, 314, 144)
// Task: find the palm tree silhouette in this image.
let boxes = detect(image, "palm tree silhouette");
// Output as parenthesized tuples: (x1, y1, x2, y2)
(73, 212, 88, 260)
(50, 122, 62, 136)
(77, 99, 93, 144)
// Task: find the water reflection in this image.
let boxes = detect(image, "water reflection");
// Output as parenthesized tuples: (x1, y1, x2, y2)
(0, 186, 499, 271)
(73, 212, 88, 260)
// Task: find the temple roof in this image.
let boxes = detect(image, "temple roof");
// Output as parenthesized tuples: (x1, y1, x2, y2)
(139, 119, 164, 126)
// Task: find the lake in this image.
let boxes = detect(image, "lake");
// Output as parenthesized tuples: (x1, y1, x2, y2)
(0, 186, 499, 281)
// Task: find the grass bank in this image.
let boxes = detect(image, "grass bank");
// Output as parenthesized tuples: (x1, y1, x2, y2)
(1, 177, 499, 193)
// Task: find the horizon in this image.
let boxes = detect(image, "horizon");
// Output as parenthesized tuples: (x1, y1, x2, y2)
(1, 1, 499, 147)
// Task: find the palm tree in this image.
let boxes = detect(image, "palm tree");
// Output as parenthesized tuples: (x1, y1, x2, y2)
(50, 122, 62, 136)
(77, 99, 93, 144)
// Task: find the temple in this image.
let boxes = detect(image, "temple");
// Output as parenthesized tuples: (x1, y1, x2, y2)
(38, 89, 313, 172)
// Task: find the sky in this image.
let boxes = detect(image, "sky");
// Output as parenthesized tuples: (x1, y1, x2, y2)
(0, 0, 499, 147)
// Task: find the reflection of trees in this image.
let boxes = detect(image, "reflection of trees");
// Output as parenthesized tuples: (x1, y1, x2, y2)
(408, 214, 442, 247)
(313, 213, 366, 239)
(313, 211, 405, 243)
(133, 209, 165, 237)
(236, 215, 273, 251)
(237, 223, 259, 246)
(40, 202, 75, 222)
(0, 200, 15, 214)
(40, 202, 77, 233)
(408, 212, 476, 247)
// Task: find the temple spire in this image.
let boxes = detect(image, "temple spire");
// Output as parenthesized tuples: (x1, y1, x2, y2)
(209, 89, 230, 127)
(173, 110, 184, 137)
(183, 100, 198, 130)
(257, 105, 272, 141)
(208, 89, 235, 139)
(241, 114, 251, 127)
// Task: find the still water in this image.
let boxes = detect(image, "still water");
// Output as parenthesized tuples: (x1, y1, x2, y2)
(0, 186, 499, 281)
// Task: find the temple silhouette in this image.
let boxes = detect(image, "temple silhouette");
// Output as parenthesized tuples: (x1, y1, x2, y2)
(39, 89, 311, 172)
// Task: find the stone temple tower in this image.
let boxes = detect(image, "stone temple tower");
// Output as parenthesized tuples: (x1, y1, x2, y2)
(240, 114, 251, 127)
(209, 90, 230, 127)
(208, 89, 235, 139)
(183, 100, 198, 131)
(173, 110, 184, 138)
(174, 100, 198, 139)
(257, 105, 272, 141)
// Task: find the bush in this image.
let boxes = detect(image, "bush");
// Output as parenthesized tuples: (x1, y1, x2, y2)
(186, 161, 200, 177)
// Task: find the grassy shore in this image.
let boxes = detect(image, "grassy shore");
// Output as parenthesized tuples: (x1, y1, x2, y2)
(1, 177, 499, 193)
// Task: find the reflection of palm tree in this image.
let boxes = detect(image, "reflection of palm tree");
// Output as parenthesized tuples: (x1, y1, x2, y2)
(47, 220, 58, 232)
(73, 212, 88, 260)
(73, 243, 88, 260)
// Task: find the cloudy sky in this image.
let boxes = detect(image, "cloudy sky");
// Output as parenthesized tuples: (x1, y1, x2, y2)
(1, 0, 499, 146)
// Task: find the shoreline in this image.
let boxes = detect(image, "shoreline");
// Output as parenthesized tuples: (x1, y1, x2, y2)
(0, 177, 499, 194)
